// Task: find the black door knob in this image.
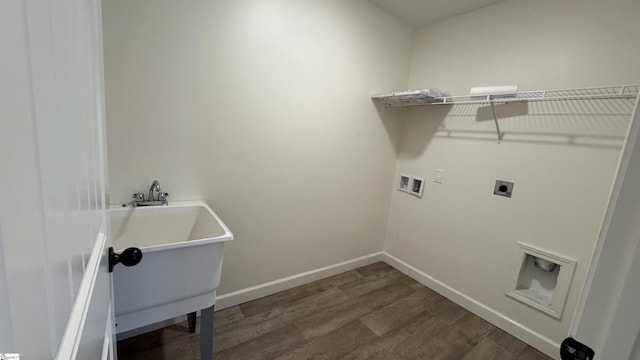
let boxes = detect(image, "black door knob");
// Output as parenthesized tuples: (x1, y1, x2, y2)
(560, 337, 594, 360)
(109, 247, 143, 273)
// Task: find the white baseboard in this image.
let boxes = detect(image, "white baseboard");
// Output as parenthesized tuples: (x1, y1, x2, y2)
(215, 252, 384, 310)
(118, 253, 383, 340)
(380, 252, 561, 360)
(117, 250, 561, 360)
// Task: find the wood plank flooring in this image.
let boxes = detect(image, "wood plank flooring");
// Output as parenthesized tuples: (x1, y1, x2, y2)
(117, 262, 553, 360)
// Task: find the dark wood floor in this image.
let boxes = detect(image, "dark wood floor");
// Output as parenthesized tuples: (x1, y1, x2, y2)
(117, 262, 553, 360)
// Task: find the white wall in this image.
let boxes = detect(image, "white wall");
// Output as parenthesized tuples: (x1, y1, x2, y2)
(103, 0, 640, 353)
(102, 0, 413, 294)
(406, 0, 640, 94)
(384, 0, 640, 350)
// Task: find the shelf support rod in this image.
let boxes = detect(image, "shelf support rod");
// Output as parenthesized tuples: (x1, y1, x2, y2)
(489, 96, 502, 141)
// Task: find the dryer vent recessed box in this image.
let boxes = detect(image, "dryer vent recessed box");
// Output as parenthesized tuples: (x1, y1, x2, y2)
(506, 243, 576, 319)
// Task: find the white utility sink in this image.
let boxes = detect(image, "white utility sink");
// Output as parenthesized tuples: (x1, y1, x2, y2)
(109, 200, 233, 334)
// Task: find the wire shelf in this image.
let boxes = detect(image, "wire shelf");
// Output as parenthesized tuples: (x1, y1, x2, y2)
(372, 85, 640, 107)
(372, 84, 640, 142)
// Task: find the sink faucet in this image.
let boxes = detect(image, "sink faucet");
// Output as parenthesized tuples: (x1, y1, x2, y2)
(148, 180, 161, 202)
(132, 180, 169, 206)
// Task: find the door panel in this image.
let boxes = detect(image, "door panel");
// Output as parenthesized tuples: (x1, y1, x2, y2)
(1, 0, 62, 356)
(0, 0, 112, 359)
(571, 94, 640, 357)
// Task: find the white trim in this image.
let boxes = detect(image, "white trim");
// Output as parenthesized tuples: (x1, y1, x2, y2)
(505, 243, 576, 320)
(215, 252, 383, 310)
(570, 92, 640, 357)
(117, 252, 384, 339)
(56, 231, 107, 360)
(214, 251, 562, 358)
(114, 250, 561, 359)
(101, 306, 112, 360)
(381, 252, 560, 360)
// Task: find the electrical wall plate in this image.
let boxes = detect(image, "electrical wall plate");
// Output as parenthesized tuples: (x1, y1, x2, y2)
(494, 180, 514, 198)
(433, 169, 445, 184)
(409, 177, 425, 198)
(398, 174, 410, 192)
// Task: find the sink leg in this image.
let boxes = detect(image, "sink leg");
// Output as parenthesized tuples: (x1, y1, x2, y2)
(187, 312, 197, 333)
(200, 304, 215, 360)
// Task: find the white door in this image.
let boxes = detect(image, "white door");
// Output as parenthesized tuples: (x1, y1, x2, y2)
(570, 92, 640, 359)
(0, 0, 114, 359)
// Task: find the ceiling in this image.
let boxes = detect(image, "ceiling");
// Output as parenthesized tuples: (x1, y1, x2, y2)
(368, 0, 503, 27)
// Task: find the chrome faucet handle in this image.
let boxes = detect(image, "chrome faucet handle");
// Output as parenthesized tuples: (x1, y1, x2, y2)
(158, 192, 169, 205)
(132, 192, 145, 201)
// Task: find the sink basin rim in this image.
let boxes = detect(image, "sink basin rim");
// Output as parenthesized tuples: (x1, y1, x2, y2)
(109, 200, 234, 254)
